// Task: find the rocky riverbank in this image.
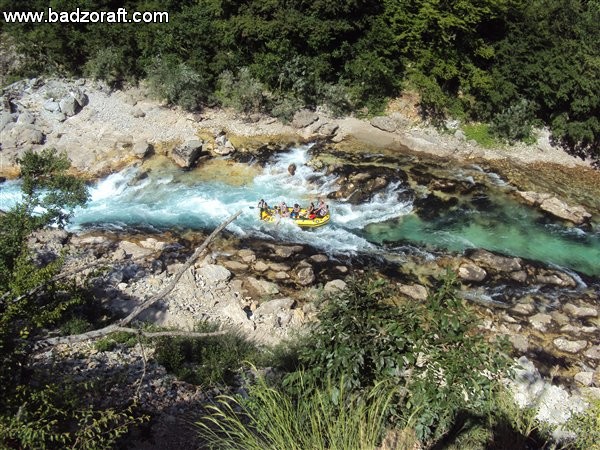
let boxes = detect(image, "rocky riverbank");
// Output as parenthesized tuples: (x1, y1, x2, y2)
(28, 213, 600, 445)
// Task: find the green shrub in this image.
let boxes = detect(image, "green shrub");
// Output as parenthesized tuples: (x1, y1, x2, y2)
(84, 47, 129, 87)
(154, 322, 262, 386)
(286, 273, 510, 443)
(146, 56, 209, 110)
(436, 386, 550, 449)
(462, 123, 498, 148)
(269, 94, 304, 123)
(490, 99, 536, 144)
(198, 373, 398, 450)
(216, 68, 267, 115)
(317, 83, 354, 117)
(564, 396, 600, 449)
(0, 381, 147, 449)
(60, 317, 92, 336)
(94, 331, 138, 353)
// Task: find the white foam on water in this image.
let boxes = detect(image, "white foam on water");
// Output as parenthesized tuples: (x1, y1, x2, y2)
(0, 180, 22, 208)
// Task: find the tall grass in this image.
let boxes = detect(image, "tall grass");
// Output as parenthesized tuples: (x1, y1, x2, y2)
(198, 372, 401, 450)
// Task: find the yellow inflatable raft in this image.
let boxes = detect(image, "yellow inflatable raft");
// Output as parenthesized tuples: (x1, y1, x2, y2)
(260, 207, 330, 229)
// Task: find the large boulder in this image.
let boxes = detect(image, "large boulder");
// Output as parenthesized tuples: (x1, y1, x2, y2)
(170, 140, 204, 168)
(246, 276, 280, 296)
(318, 122, 339, 137)
(469, 249, 522, 272)
(517, 191, 591, 225)
(0, 111, 14, 131)
(539, 197, 591, 225)
(59, 95, 81, 117)
(16, 111, 35, 125)
(370, 116, 397, 132)
(132, 141, 152, 159)
(292, 109, 318, 129)
(254, 297, 295, 317)
(213, 133, 236, 156)
(324, 279, 347, 295)
(5, 125, 45, 146)
(196, 264, 231, 283)
(553, 337, 588, 354)
(398, 283, 428, 301)
(296, 266, 315, 286)
(563, 302, 598, 319)
(458, 262, 487, 282)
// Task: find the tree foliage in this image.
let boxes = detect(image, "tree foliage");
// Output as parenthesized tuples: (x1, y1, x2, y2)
(0, 150, 145, 448)
(2, 0, 598, 159)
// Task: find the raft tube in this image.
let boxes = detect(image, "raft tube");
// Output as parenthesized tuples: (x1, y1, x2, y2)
(260, 207, 330, 229)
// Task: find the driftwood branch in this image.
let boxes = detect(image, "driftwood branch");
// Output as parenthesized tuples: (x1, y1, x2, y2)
(115, 327, 229, 339)
(33, 210, 242, 350)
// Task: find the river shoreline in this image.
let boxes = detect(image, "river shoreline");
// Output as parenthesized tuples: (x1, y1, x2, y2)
(1, 78, 596, 176)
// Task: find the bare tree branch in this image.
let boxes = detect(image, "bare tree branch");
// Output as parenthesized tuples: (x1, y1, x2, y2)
(33, 210, 242, 350)
(115, 328, 229, 339)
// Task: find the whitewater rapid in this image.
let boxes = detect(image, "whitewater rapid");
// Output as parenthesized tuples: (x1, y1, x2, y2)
(0, 146, 413, 255)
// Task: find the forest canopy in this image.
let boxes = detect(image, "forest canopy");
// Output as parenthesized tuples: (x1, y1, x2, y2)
(1, 0, 598, 160)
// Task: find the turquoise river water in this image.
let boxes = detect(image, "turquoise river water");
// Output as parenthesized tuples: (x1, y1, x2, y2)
(1, 146, 599, 277)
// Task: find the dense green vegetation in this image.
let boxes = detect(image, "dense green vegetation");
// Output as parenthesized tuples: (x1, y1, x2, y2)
(1, 0, 598, 160)
(0, 150, 145, 448)
(197, 274, 557, 448)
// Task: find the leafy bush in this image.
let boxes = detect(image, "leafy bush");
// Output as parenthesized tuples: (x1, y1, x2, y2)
(0, 149, 145, 448)
(216, 68, 267, 115)
(154, 322, 262, 386)
(286, 273, 510, 442)
(490, 99, 536, 144)
(317, 82, 354, 117)
(0, 382, 147, 449)
(436, 386, 550, 449)
(146, 56, 209, 110)
(564, 397, 600, 449)
(61, 317, 92, 336)
(84, 47, 129, 88)
(269, 94, 304, 123)
(199, 373, 399, 450)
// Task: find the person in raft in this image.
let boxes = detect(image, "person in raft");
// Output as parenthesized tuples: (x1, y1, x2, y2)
(258, 199, 269, 211)
(305, 202, 316, 219)
(290, 203, 301, 219)
(279, 201, 290, 217)
(258, 199, 269, 218)
(315, 199, 328, 217)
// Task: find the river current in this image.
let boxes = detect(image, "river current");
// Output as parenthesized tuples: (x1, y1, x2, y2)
(1, 145, 599, 277)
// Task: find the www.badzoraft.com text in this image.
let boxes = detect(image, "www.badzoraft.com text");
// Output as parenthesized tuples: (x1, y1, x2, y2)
(2, 8, 169, 24)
